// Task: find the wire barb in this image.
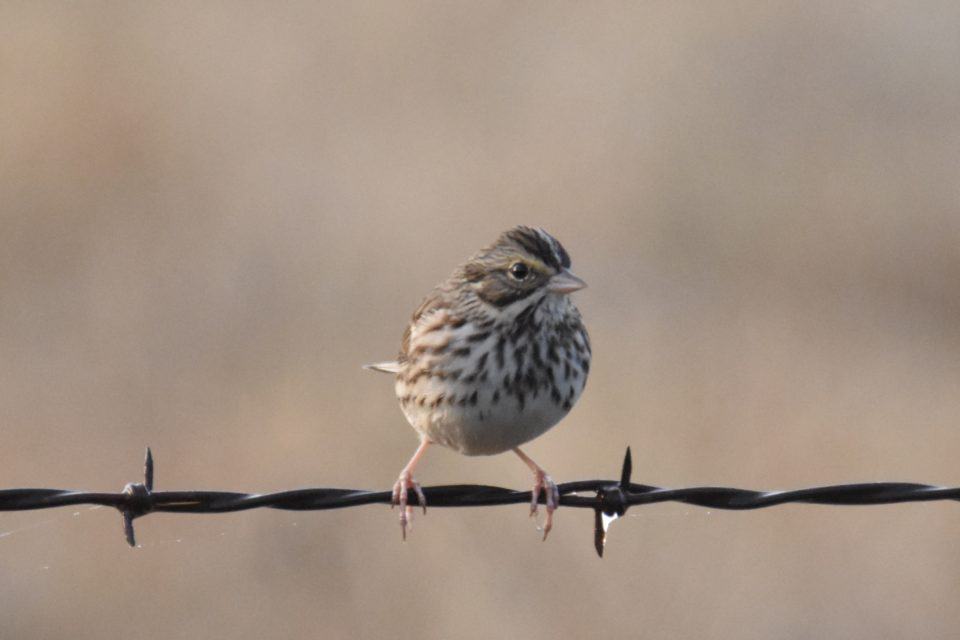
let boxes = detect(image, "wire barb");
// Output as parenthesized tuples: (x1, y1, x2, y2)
(120, 447, 154, 547)
(594, 447, 632, 557)
(2, 446, 959, 556)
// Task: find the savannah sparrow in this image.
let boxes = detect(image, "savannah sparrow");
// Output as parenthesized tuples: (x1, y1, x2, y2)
(365, 226, 590, 540)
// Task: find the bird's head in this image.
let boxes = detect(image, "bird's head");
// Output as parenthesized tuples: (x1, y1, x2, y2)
(458, 226, 586, 309)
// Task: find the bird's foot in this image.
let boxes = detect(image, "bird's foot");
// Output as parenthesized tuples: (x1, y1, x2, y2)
(529, 469, 560, 541)
(391, 472, 426, 540)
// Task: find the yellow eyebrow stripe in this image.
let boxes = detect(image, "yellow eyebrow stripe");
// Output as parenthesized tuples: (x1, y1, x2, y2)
(504, 257, 549, 275)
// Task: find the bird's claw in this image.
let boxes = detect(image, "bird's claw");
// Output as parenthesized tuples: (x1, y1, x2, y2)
(529, 470, 560, 541)
(391, 473, 426, 540)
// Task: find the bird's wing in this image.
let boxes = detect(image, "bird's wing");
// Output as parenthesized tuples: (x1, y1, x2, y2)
(366, 285, 453, 375)
(363, 361, 402, 374)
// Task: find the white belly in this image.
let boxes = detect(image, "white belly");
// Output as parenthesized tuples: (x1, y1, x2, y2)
(394, 296, 589, 456)
(396, 329, 587, 455)
(400, 376, 576, 455)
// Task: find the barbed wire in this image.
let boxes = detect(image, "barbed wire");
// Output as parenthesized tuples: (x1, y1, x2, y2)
(1, 447, 958, 556)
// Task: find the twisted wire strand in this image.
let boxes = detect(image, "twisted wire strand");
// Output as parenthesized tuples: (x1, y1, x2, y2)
(3, 482, 958, 512)
(1, 448, 956, 556)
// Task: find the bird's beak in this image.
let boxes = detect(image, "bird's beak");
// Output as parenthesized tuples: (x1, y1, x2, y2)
(547, 269, 587, 294)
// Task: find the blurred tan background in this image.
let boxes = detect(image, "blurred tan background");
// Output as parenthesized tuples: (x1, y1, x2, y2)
(2, 1, 959, 638)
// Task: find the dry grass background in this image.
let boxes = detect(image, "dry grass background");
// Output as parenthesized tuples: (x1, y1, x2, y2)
(2, 2, 959, 638)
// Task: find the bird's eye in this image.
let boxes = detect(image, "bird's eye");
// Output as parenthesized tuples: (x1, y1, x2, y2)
(508, 262, 530, 281)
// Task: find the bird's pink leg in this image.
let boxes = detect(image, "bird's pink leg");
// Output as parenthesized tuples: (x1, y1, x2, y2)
(513, 447, 560, 541)
(392, 439, 430, 540)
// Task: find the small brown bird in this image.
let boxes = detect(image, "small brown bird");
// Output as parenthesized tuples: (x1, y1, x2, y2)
(366, 227, 590, 539)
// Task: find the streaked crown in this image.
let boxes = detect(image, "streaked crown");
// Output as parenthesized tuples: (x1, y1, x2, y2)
(457, 226, 575, 308)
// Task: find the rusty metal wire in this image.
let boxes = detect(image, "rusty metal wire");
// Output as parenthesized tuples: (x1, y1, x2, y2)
(1, 447, 958, 557)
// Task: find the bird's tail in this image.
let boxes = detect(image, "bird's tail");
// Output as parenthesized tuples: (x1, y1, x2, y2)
(363, 361, 402, 374)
